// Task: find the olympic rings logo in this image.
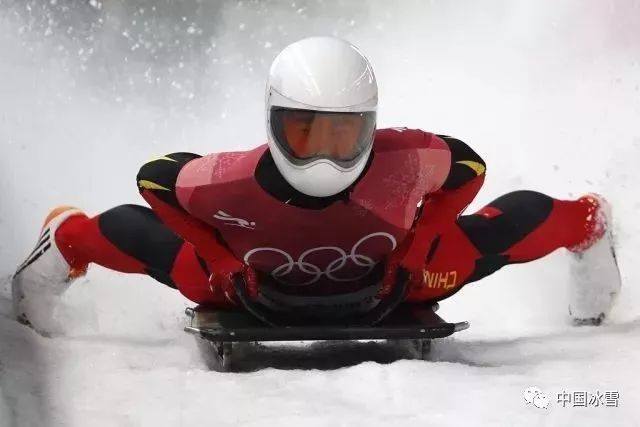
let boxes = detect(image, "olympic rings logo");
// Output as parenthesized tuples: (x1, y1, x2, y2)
(243, 232, 397, 286)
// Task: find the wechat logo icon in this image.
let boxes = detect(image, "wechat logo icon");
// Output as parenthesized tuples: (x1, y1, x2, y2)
(524, 387, 550, 409)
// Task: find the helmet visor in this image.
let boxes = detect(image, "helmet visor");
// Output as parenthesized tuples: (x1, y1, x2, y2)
(270, 107, 376, 168)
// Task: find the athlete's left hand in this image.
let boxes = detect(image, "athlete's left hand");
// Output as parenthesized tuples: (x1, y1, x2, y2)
(380, 223, 440, 297)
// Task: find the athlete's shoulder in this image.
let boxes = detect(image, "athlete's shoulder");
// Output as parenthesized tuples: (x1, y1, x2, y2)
(373, 127, 449, 152)
(362, 128, 452, 195)
(178, 144, 268, 188)
(371, 129, 485, 191)
(196, 144, 268, 166)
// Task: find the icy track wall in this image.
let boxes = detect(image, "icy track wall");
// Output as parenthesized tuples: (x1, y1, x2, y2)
(0, 0, 639, 424)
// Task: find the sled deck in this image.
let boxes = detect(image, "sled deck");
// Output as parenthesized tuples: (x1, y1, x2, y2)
(184, 272, 469, 371)
(185, 303, 469, 342)
(184, 303, 469, 372)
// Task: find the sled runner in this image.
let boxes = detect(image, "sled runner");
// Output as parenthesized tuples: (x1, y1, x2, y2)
(184, 272, 469, 371)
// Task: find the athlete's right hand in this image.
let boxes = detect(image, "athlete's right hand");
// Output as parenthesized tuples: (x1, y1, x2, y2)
(208, 254, 259, 302)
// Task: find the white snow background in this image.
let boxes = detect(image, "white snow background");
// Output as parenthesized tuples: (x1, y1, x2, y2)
(1, 1, 640, 426)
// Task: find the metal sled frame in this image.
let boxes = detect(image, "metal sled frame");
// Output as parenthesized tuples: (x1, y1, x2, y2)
(185, 304, 469, 342)
(183, 270, 469, 371)
(184, 304, 469, 371)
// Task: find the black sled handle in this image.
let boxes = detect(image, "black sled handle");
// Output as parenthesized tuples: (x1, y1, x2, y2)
(231, 268, 409, 328)
(358, 268, 409, 326)
(232, 274, 282, 327)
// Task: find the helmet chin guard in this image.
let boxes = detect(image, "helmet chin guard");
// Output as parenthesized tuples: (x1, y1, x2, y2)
(269, 140, 373, 197)
(265, 36, 378, 197)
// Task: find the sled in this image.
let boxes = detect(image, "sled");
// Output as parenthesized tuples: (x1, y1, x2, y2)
(184, 271, 469, 371)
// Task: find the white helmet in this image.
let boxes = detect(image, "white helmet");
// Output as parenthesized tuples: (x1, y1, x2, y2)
(266, 36, 378, 197)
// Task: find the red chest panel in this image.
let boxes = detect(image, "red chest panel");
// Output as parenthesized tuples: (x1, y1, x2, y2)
(176, 129, 450, 296)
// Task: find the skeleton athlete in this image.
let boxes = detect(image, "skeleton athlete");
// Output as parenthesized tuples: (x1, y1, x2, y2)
(13, 37, 621, 330)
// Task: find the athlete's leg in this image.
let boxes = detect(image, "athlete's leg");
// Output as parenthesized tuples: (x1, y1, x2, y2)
(53, 204, 228, 305)
(405, 190, 600, 303)
(12, 153, 230, 329)
(20, 149, 226, 305)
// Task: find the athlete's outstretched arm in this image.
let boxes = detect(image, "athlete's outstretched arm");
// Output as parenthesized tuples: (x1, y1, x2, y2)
(136, 153, 232, 262)
(136, 153, 259, 301)
(401, 135, 486, 272)
(420, 135, 486, 226)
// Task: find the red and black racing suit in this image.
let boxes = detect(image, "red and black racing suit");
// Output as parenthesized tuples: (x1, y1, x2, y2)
(54, 135, 596, 309)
